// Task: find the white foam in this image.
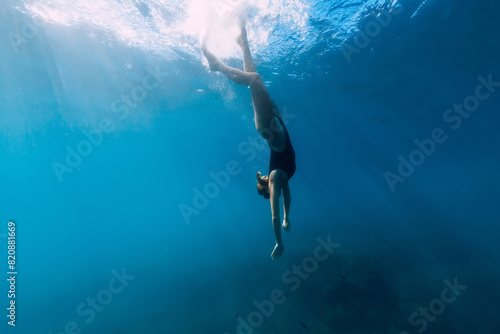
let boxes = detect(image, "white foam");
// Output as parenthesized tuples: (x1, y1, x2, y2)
(21, 0, 310, 59)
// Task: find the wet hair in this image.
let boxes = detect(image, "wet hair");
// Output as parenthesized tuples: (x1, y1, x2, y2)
(256, 172, 270, 199)
(257, 182, 270, 199)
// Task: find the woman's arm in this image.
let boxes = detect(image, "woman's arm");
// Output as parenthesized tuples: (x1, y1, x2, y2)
(282, 182, 291, 221)
(269, 171, 287, 260)
(269, 181, 282, 245)
(270, 180, 285, 260)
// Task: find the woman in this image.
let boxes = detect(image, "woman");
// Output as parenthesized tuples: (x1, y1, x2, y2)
(202, 22, 296, 260)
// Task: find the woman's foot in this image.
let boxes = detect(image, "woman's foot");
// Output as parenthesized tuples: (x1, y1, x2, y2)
(236, 18, 248, 48)
(202, 47, 222, 72)
(271, 243, 284, 261)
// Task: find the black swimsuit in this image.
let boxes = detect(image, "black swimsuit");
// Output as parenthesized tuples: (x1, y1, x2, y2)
(269, 117, 296, 180)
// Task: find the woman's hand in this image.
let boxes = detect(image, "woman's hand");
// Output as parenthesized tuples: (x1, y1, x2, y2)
(271, 243, 284, 261)
(282, 217, 291, 233)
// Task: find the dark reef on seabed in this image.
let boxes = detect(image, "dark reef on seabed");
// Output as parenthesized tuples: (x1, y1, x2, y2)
(133, 241, 498, 334)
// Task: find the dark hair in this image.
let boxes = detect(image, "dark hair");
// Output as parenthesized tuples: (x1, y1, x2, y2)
(257, 183, 270, 199)
(256, 172, 270, 199)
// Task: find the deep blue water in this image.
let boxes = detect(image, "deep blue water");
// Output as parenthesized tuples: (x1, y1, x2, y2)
(1, 0, 500, 333)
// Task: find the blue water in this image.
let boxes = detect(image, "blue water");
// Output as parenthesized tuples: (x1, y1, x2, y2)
(1, 0, 500, 333)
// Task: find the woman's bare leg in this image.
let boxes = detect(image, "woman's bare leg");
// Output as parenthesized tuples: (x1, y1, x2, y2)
(202, 47, 256, 86)
(202, 29, 285, 150)
(236, 23, 284, 125)
(202, 45, 272, 119)
(237, 23, 257, 73)
(202, 21, 257, 85)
